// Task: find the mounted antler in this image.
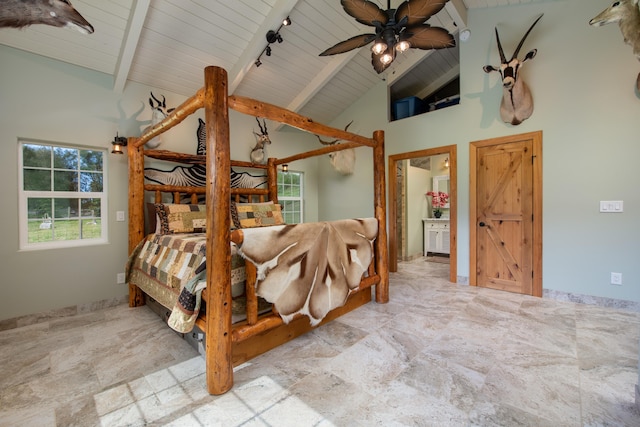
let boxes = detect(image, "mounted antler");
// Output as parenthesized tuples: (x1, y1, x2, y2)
(250, 117, 272, 164)
(316, 121, 356, 175)
(143, 92, 174, 149)
(0, 0, 94, 34)
(483, 15, 543, 125)
(590, 0, 640, 91)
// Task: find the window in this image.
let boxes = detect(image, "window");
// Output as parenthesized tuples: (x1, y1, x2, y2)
(277, 171, 303, 224)
(18, 139, 107, 250)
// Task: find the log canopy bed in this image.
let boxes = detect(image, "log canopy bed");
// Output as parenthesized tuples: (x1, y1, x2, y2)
(126, 66, 389, 395)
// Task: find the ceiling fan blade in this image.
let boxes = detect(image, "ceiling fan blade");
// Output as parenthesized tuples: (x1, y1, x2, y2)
(341, 0, 388, 27)
(402, 25, 455, 50)
(395, 0, 448, 27)
(371, 51, 393, 74)
(319, 33, 376, 56)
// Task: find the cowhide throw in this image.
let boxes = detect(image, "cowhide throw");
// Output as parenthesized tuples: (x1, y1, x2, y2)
(236, 218, 378, 326)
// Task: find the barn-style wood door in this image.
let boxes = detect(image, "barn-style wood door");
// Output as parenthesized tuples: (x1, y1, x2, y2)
(470, 132, 542, 296)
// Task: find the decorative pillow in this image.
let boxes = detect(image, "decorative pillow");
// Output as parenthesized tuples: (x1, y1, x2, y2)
(235, 203, 285, 228)
(155, 204, 207, 234)
(154, 202, 241, 234)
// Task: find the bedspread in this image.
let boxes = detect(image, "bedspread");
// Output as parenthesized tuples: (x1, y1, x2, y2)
(236, 218, 378, 326)
(126, 233, 245, 332)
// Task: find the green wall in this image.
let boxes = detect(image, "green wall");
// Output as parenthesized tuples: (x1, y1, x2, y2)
(0, 45, 319, 321)
(324, 0, 639, 303)
(1, 0, 638, 322)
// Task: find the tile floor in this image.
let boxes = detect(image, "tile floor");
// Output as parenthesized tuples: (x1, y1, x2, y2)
(1, 259, 639, 426)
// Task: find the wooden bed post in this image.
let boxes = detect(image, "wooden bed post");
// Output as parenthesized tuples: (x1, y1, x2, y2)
(203, 66, 234, 395)
(267, 158, 278, 203)
(128, 137, 145, 307)
(373, 130, 389, 303)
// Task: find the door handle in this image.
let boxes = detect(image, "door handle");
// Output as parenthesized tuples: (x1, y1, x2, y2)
(479, 222, 486, 227)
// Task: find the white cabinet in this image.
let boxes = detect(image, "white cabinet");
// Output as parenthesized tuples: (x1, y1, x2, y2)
(423, 219, 450, 255)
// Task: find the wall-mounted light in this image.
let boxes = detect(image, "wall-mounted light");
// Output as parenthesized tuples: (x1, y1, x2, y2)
(111, 134, 127, 154)
(281, 164, 289, 173)
(444, 157, 449, 168)
(255, 16, 292, 67)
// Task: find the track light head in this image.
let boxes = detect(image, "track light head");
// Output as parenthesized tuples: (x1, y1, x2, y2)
(266, 30, 279, 44)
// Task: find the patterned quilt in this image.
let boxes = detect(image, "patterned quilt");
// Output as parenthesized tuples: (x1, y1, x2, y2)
(126, 233, 245, 332)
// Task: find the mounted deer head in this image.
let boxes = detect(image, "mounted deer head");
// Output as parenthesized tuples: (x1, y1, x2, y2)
(316, 121, 355, 175)
(483, 15, 543, 125)
(144, 92, 174, 149)
(0, 0, 94, 34)
(250, 117, 271, 164)
(589, 0, 640, 90)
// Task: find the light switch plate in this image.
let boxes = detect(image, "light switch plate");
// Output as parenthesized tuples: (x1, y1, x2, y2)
(600, 201, 623, 213)
(116, 211, 126, 221)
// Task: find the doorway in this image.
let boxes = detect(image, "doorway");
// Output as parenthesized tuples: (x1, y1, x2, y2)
(388, 145, 457, 284)
(470, 131, 542, 296)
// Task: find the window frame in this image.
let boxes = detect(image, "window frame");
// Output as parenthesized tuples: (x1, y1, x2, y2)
(18, 138, 109, 251)
(277, 170, 304, 224)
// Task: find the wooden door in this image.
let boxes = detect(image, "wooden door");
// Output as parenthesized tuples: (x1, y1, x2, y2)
(470, 132, 542, 296)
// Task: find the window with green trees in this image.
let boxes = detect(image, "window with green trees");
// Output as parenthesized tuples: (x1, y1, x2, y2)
(19, 140, 107, 250)
(277, 171, 303, 224)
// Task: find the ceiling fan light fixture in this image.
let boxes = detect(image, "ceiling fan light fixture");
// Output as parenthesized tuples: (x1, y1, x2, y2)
(319, 0, 456, 74)
(395, 40, 410, 53)
(372, 40, 387, 55)
(380, 48, 394, 65)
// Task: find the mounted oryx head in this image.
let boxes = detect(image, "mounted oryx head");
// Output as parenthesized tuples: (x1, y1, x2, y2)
(0, 0, 94, 34)
(483, 15, 543, 125)
(589, 0, 640, 90)
(317, 121, 355, 175)
(250, 117, 271, 164)
(144, 92, 174, 149)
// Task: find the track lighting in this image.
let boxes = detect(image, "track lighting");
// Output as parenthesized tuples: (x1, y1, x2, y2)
(255, 16, 292, 68)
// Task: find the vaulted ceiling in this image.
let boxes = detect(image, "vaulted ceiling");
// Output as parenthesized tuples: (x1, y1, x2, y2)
(0, 0, 549, 126)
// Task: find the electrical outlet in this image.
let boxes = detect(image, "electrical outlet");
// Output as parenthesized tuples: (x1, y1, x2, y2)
(610, 272, 622, 285)
(117, 272, 126, 284)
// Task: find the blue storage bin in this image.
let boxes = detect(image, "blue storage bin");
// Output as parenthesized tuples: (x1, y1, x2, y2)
(393, 96, 423, 120)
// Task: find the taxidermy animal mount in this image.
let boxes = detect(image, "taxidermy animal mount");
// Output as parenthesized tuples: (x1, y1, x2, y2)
(143, 92, 174, 149)
(316, 121, 356, 175)
(251, 118, 271, 164)
(589, 0, 640, 91)
(0, 0, 94, 34)
(483, 15, 543, 125)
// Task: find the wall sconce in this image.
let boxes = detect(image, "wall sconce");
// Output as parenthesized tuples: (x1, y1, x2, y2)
(111, 134, 128, 154)
(255, 16, 292, 67)
(444, 158, 449, 168)
(281, 164, 289, 173)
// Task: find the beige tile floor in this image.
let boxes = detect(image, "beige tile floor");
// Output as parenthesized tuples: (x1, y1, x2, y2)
(1, 259, 639, 426)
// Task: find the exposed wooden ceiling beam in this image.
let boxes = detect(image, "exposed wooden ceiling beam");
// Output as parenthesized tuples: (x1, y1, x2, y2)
(113, 0, 151, 93)
(228, 0, 301, 95)
(445, 0, 468, 31)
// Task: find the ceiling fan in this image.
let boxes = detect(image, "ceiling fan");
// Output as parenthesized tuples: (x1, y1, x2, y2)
(319, 0, 456, 73)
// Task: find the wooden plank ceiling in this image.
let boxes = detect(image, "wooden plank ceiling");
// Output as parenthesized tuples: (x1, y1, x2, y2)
(0, 0, 554, 127)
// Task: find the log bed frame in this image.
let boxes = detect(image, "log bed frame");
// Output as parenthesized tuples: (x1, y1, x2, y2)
(127, 66, 389, 395)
